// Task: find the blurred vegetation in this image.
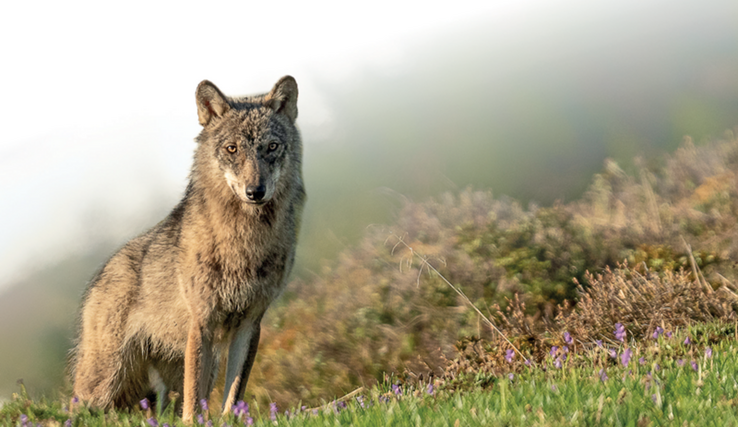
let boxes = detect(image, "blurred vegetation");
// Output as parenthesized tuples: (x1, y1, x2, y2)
(248, 129, 738, 409)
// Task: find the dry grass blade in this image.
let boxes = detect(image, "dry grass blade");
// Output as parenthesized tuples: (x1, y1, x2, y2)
(389, 231, 528, 362)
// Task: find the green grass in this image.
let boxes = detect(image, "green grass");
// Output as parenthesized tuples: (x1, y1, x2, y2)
(3, 322, 738, 426)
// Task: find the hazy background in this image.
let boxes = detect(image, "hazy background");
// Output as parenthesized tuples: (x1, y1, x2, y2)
(1, 0, 737, 399)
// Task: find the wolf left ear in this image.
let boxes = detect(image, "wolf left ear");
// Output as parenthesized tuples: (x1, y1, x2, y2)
(265, 76, 298, 122)
(196, 80, 231, 127)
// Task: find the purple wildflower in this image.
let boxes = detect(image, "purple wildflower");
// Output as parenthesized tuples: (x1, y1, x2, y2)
(508, 373, 515, 381)
(246, 417, 254, 426)
(147, 418, 159, 427)
(392, 384, 402, 395)
(163, 424, 170, 427)
(706, 347, 713, 358)
(20, 415, 28, 426)
(639, 357, 646, 365)
(609, 348, 617, 359)
(665, 331, 673, 338)
(599, 369, 608, 382)
(270, 402, 278, 421)
(301, 405, 307, 412)
(684, 337, 693, 345)
(232, 401, 249, 417)
(550, 346, 559, 357)
(525, 359, 531, 367)
(140, 398, 150, 410)
(691, 360, 698, 371)
(197, 414, 204, 425)
(554, 358, 562, 369)
(677, 359, 685, 367)
(563, 346, 569, 353)
(654, 364, 660, 371)
(426, 384, 434, 395)
(564, 331, 573, 345)
(614, 323, 627, 342)
(206, 421, 213, 427)
(652, 326, 664, 339)
(200, 398, 209, 412)
(596, 340, 603, 347)
(64, 419, 72, 427)
(551, 384, 557, 391)
(505, 349, 515, 363)
(71, 396, 79, 404)
(284, 410, 291, 419)
(621, 348, 632, 367)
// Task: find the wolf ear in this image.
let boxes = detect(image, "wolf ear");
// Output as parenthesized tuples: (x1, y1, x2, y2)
(265, 76, 298, 122)
(196, 80, 231, 126)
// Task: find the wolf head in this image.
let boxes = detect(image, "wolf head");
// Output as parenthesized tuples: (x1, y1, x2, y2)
(193, 76, 301, 207)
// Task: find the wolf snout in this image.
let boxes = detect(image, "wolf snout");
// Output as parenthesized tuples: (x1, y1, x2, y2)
(245, 184, 267, 202)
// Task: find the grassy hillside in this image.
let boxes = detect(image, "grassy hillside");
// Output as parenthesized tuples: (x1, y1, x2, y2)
(248, 130, 738, 408)
(2, 128, 738, 422)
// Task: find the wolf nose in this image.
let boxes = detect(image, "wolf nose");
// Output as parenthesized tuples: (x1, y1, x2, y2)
(245, 185, 267, 202)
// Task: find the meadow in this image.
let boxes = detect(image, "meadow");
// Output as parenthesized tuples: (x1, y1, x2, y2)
(2, 322, 736, 426)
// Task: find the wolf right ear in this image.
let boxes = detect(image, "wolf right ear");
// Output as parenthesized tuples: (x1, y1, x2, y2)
(196, 81, 231, 126)
(265, 76, 298, 123)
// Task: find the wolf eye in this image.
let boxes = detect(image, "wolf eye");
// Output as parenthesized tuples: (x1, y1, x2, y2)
(268, 142, 279, 152)
(225, 145, 237, 154)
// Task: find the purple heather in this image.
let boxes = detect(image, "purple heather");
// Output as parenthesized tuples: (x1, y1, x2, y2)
(614, 323, 627, 342)
(270, 402, 278, 421)
(427, 384, 434, 395)
(691, 360, 698, 371)
(550, 346, 559, 357)
(197, 414, 204, 425)
(564, 331, 573, 345)
(684, 337, 693, 345)
(621, 348, 633, 367)
(652, 326, 664, 339)
(505, 349, 515, 363)
(596, 340, 603, 347)
(665, 331, 673, 338)
(554, 358, 562, 369)
(140, 398, 150, 410)
(147, 418, 159, 427)
(232, 401, 249, 417)
(609, 348, 617, 359)
(200, 398, 209, 412)
(392, 384, 402, 395)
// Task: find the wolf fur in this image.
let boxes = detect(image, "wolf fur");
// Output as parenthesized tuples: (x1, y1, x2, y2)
(70, 76, 305, 423)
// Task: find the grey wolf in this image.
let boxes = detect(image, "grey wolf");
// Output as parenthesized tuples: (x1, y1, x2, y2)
(70, 76, 305, 423)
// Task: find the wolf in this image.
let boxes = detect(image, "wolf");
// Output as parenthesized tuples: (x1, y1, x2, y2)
(70, 76, 305, 423)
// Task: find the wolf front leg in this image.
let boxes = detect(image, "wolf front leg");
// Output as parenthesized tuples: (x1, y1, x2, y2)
(221, 317, 262, 414)
(183, 323, 214, 423)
